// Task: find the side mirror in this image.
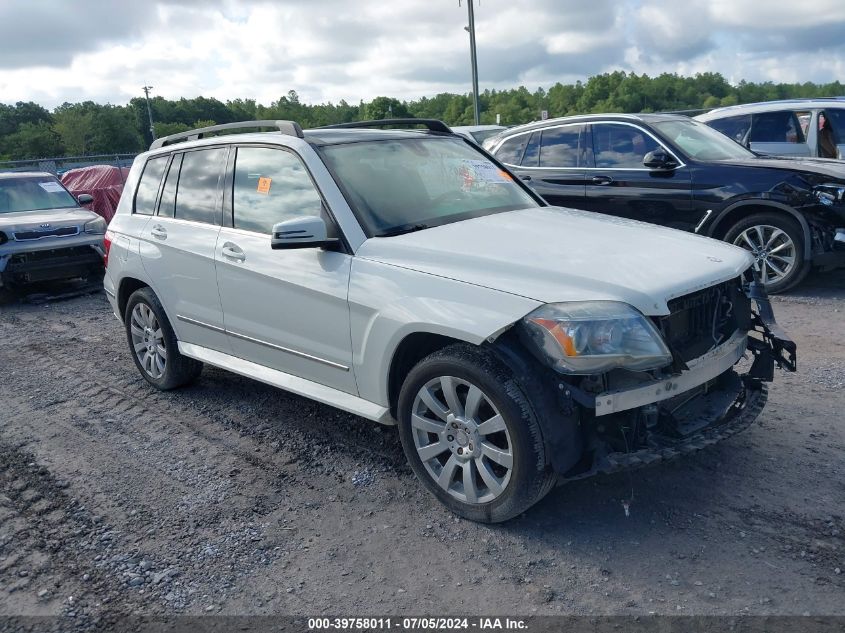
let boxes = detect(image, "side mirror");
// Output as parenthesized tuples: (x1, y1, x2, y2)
(270, 216, 337, 250)
(642, 149, 678, 170)
(77, 193, 94, 204)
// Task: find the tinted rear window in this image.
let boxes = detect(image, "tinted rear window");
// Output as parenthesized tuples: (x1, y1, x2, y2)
(134, 156, 168, 215)
(173, 148, 226, 225)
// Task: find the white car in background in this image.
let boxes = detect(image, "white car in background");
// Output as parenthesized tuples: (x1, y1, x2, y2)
(451, 124, 506, 146)
(104, 119, 795, 522)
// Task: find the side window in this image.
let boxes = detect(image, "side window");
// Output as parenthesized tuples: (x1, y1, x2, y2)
(539, 126, 582, 168)
(592, 123, 659, 168)
(133, 156, 168, 215)
(157, 154, 181, 218)
(521, 132, 540, 167)
(494, 135, 529, 165)
(749, 111, 805, 144)
(173, 147, 227, 225)
(708, 114, 751, 144)
(232, 147, 323, 234)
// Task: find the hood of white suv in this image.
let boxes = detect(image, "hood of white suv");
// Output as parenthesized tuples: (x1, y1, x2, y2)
(356, 206, 753, 316)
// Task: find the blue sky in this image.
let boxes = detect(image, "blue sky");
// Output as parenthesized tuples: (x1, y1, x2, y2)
(1, 0, 843, 108)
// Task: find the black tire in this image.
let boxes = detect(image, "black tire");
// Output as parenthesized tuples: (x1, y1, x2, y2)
(723, 212, 809, 294)
(397, 343, 556, 523)
(124, 287, 203, 390)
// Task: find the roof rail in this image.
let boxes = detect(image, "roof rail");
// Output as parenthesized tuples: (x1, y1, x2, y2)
(319, 118, 453, 134)
(149, 120, 304, 150)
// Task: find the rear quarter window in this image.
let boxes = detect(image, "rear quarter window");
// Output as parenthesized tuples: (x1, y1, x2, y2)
(133, 155, 168, 215)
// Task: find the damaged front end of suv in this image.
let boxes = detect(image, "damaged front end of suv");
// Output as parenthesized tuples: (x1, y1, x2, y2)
(503, 275, 796, 481)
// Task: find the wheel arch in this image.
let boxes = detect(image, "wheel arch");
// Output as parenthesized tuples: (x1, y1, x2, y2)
(386, 332, 468, 419)
(117, 276, 151, 322)
(707, 201, 812, 261)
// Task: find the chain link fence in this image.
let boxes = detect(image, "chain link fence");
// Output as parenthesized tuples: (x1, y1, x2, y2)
(0, 153, 138, 180)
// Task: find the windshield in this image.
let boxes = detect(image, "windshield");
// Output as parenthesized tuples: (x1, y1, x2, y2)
(320, 137, 538, 236)
(652, 119, 756, 161)
(0, 176, 78, 214)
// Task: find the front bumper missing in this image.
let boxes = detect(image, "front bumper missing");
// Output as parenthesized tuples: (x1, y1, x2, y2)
(593, 286, 795, 417)
(594, 330, 747, 416)
(564, 377, 768, 481)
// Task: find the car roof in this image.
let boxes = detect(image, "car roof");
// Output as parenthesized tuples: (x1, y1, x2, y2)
(696, 98, 845, 121)
(0, 171, 56, 180)
(495, 112, 690, 136)
(142, 128, 462, 157)
(303, 128, 458, 146)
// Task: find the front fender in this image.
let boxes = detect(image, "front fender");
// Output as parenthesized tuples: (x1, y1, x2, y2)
(348, 258, 541, 406)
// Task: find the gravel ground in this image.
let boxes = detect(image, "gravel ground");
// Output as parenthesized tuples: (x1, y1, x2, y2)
(0, 270, 843, 627)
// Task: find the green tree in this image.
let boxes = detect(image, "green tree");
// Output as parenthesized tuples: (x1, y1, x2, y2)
(0, 121, 63, 159)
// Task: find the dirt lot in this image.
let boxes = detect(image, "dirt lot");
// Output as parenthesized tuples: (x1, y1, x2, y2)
(0, 271, 843, 625)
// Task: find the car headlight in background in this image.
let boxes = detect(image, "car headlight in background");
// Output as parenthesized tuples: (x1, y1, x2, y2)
(84, 217, 107, 234)
(523, 301, 672, 374)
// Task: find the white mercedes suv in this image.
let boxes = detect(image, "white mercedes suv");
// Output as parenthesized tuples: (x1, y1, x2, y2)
(104, 119, 796, 522)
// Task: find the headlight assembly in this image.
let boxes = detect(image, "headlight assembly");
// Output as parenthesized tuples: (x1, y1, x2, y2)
(522, 301, 672, 374)
(84, 217, 107, 234)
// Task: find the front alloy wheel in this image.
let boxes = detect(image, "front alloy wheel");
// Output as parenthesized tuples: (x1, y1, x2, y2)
(724, 212, 808, 294)
(411, 376, 513, 504)
(732, 224, 796, 287)
(397, 344, 556, 523)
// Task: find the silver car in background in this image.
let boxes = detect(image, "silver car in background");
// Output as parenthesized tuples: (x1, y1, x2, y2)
(0, 172, 105, 291)
(696, 98, 845, 159)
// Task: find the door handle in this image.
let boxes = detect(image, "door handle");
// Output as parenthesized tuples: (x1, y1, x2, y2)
(591, 175, 613, 185)
(150, 225, 167, 239)
(519, 175, 532, 181)
(221, 242, 246, 262)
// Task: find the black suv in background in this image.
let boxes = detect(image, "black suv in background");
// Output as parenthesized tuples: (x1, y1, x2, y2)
(486, 114, 845, 293)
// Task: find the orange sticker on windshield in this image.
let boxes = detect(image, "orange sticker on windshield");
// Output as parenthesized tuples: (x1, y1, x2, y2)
(257, 177, 272, 194)
(498, 169, 512, 181)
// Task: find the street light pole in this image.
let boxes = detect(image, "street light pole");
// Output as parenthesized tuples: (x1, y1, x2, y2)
(462, 0, 481, 125)
(142, 85, 156, 140)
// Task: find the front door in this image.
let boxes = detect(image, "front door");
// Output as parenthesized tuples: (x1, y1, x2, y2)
(214, 145, 356, 394)
(581, 122, 695, 231)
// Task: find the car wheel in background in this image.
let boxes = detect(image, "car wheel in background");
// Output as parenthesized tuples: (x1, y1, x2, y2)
(124, 287, 203, 390)
(724, 212, 809, 294)
(397, 344, 556, 523)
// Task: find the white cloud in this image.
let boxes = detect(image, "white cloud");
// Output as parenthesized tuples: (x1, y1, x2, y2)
(0, 0, 843, 109)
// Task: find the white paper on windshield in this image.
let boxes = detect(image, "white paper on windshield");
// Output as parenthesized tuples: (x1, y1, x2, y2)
(38, 181, 65, 193)
(445, 158, 513, 192)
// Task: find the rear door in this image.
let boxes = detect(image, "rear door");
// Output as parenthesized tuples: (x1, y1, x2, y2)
(582, 122, 695, 230)
(494, 126, 588, 209)
(214, 145, 356, 394)
(138, 146, 230, 352)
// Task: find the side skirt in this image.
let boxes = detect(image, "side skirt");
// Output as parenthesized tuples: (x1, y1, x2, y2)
(177, 341, 395, 426)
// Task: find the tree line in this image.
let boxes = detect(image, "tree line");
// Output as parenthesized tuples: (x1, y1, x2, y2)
(2, 71, 844, 161)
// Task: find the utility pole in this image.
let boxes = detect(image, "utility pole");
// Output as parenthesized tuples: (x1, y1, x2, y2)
(461, 0, 481, 125)
(142, 85, 156, 140)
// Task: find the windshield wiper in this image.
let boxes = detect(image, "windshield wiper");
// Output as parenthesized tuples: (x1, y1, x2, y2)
(376, 223, 430, 237)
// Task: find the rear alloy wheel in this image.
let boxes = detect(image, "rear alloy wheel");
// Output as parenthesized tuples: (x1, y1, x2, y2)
(397, 344, 556, 523)
(125, 287, 203, 390)
(724, 212, 808, 294)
